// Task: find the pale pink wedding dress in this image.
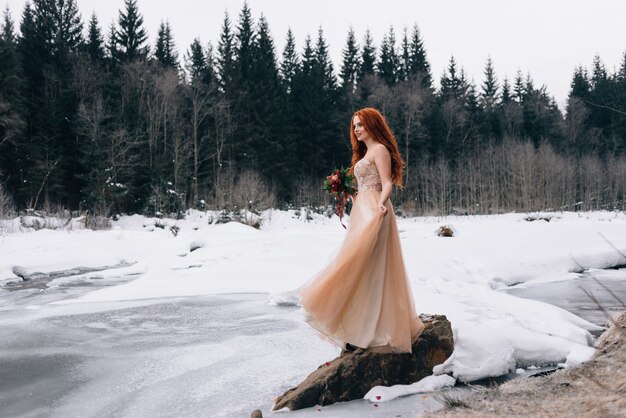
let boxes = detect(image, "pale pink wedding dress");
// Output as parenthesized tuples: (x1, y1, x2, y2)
(299, 157, 424, 353)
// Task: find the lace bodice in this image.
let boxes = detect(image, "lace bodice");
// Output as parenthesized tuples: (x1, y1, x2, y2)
(354, 158, 382, 192)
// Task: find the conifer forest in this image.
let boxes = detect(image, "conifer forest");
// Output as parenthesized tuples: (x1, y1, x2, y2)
(1, 0, 625, 217)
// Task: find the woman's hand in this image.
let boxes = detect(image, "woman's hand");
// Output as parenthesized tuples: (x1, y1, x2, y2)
(378, 202, 388, 216)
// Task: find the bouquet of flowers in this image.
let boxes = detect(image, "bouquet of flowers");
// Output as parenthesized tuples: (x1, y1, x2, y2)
(322, 167, 356, 229)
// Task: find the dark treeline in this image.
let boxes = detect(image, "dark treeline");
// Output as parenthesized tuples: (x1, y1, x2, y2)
(0, 0, 625, 217)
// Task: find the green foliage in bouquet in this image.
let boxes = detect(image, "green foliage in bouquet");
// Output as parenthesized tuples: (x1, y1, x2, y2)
(322, 167, 356, 229)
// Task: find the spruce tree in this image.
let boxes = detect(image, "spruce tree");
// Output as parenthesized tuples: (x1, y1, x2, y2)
(480, 57, 499, 109)
(358, 29, 376, 81)
(339, 27, 359, 93)
(186, 38, 211, 85)
(251, 14, 291, 196)
(112, 0, 148, 63)
(408, 24, 431, 88)
(154, 20, 179, 69)
(618, 51, 626, 81)
(377, 26, 399, 86)
(440, 56, 464, 100)
(0, 7, 21, 105)
(216, 11, 235, 93)
(588, 55, 612, 150)
(85, 12, 105, 62)
(590, 55, 608, 88)
(569, 66, 590, 99)
(18, 0, 85, 208)
(235, 2, 255, 83)
(0, 6, 25, 202)
(279, 28, 299, 92)
(314, 27, 337, 93)
(398, 27, 410, 82)
(500, 77, 512, 104)
(513, 70, 525, 102)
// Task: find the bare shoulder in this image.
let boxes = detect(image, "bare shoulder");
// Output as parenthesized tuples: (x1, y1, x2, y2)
(372, 143, 390, 161)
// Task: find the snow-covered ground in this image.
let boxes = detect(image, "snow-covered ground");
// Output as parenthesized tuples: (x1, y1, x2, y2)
(1, 209, 625, 415)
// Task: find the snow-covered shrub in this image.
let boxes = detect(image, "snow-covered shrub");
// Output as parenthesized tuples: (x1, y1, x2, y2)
(239, 210, 261, 229)
(146, 183, 185, 219)
(84, 214, 112, 230)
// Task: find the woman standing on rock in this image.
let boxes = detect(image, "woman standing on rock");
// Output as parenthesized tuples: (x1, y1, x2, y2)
(299, 107, 424, 354)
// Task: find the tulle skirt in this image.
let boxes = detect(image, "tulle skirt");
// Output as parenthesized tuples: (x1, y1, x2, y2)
(298, 189, 425, 353)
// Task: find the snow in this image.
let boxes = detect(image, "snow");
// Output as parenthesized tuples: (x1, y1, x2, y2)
(364, 374, 457, 402)
(1, 209, 625, 389)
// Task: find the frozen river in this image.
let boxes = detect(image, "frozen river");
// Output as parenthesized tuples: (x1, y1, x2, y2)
(0, 276, 450, 418)
(1, 267, 624, 418)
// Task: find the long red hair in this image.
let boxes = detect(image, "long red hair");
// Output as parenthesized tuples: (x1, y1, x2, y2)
(350, 108, 404, 188)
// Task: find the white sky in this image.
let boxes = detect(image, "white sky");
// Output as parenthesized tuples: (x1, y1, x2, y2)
(4, 0, 626, 108)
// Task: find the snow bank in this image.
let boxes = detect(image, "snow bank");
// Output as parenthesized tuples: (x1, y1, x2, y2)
(364, 374, 457, 402)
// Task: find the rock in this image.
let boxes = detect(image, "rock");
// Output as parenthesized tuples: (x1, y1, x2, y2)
(250, 409, 263, 418)
(272, 314, 453, 411)
(436, 225, 454, 237)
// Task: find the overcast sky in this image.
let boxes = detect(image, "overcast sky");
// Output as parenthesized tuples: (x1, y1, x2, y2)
(4, 0, 626, 108)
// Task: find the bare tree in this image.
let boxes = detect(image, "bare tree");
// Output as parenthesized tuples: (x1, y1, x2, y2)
(232, 169, 277, 212)
(212, 97, 234, 201)
(0, 180, 15, 219)
(187, 82, 213, 205)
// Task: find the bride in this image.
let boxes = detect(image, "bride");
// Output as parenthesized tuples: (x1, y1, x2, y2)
(299, 107, 424, 354)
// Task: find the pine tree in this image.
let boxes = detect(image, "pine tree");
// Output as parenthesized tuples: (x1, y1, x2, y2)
(587, 55, 612, 150)
(501, 77, 512, 104)
(31, 0, 83, 60)
(106, 22, 118, 61)
(13, 0, 86, 208)
(408, 24, 431, 88)
(235, 2, 255, 82)
(300, 35, 314, 77)
(279, 28, 299, 92)
(339, 26, 359, 93)
(377, 26, 399, 86)
(569, 66, 590, 99)
(0, 5, 25, 202)
(398, 27, 410, 82)
(480, 57, 499, 109)
(440, 56, 464, 100)
(0, 7, 22, 117)
(291, 32, 343, 175)
(85, 12, 105, 62)
(513, 70, 525, 102)
(254, 15, 278, 77)
(314, 27, 337, 93)
(618, 51, 626, 81)
(590, 55, 608, 88)
(186, 38, 212, 85)
(251, 14, 291, 196)
(154, 20, 179, 69)
(358, 29, 375, 81)
(1, 5, 16, 43)
(111, 0, 148, 63)
(216, 11, 235, 93)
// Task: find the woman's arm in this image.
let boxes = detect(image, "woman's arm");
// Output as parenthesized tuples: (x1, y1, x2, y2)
(373, 147, 393, 216)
